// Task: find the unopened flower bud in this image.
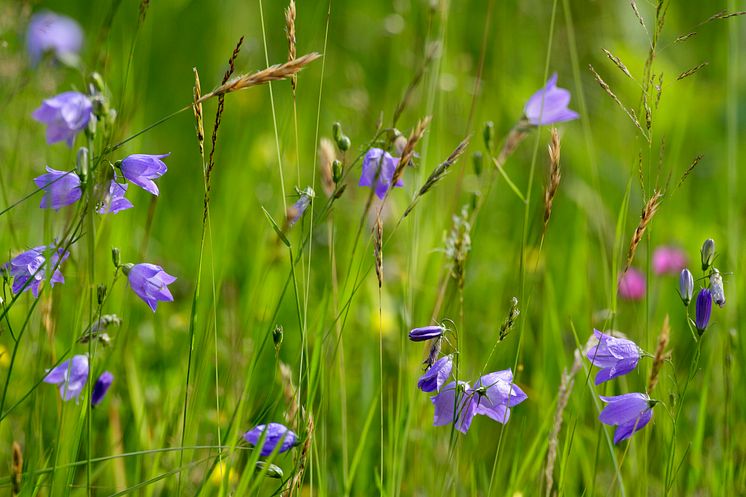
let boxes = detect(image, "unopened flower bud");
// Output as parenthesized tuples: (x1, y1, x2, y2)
(336, 134, 351, 151)
(408, 325, 445, 342)
(332, 160, 343, 183)
(89, 72, 106, 93)
(273, 325, 284, 349)
(679, 268, 694, 306)
(111, 247, 121, 268)
(76, 147, 88, 183)
(695, 288, 712, 334)
(710, 268, 725, 307)
(472, 151, 483, 176)
(483, 121, 495, 152)
(332, 122, 342, 141)
(97, 284, 107, 305)
(701, 238, 715, 271)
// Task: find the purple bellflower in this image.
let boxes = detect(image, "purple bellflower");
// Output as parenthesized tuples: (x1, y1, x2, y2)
(408, 325, 445, 342)
(27, 11, 83, 65)
(243, 423, 299, 456)
(91, 371, 114, 407)
(43, 355, 89, 401)
(119, 153, 169, 195)
(471, 369, 528, 425)
(417, 355, 453, 393)
(32, 91, 92, 147)
(586, 330, 642, 385)
(97, 179, 133, 214)
(695, 288, 712, 333)
(524, 73, 579, 126)
(599, 393, 656, 444)
(124, 263, 176, 312)
(432, 381, 476, 433)
(359, 148, 403, 200)
(431, 370, 527, 434)
(5, 244, 69, 298)
(34, 167, 82, 210)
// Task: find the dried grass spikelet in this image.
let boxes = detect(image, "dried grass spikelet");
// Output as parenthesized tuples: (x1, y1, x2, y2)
(545, 347, 583, 497)
(202, 53, 321, 102)
(391, 116, 431, 186)
(624, 190, 663, 272)
(138, 0, 150, 24)
(588, 64, 649, 141)
(285, 410, 314, 497)
(203, 37, 244, 226)
(647, 314, 671, 393)
(12, 441, 22, 496)
(677, 62, 709, 81)
(192, 68, 205, 160)
(318, 138, 336, 197)
(676, 154, 704, 189)
(403, 136, 470, 218)
(602, 48, 632, 79)
(279, 362, 298, 431)
(374, 217, 383, 288)
(542, 128, 561, 236)
(285, 0, 297, 92)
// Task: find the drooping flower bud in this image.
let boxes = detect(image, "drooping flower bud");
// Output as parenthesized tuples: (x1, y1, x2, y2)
(76, 147, 88, 183)
(273, 325, 284, 349)
(408, 325, 445, 342)
(483, 121, 495, 152)
(695, 288, 712, 334)
(679, 268, 694, 306)
(709, 268, 725, 308)
(701, 238, 715, 271)
(111, 247, 121, 268)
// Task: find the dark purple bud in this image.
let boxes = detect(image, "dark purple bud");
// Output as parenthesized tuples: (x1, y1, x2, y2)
(91, 371, 113, 407)
(408, 325, 445, 342)
(679, 268, 694, 306)
(695, 288, 712, 333)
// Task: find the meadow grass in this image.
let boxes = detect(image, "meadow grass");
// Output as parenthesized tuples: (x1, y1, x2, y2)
(0, 0, 745, 495)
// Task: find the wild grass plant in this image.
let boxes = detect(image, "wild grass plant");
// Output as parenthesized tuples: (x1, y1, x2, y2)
(0, 1, 744, 495)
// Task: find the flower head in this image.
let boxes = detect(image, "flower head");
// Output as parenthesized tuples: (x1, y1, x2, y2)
(32, 91, 92, 147)
(417, 355, 453, 393)
(652, 246, 687, 275)
(695, 288, 712, 333)
(408, 325, 445, 342)
(431, 381, 476, 433)
(599, 393, 656, 444)
(125, 263, 176, 312)
(43, 355, 89, 401)
(27, 11, 83, 65)
(679, 268, 694, 306)
(5, 244, 69, 298)
(359, 148, 403, 200)
(243, 423, 299, 456)
(34, 167, 82, 210)
(96, 179, 133, 214)
(91, 371, 113, 407)
(586, 330, 641, 385)
(119, 153, 170, 195)
(471, 369, 528, 424)
(618, 268, 645, 300)
(431, 370, 527, 434)
(524, 73, 579, 126)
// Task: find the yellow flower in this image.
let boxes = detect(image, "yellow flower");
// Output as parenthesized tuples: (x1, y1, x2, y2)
(209, 460, 238, 486)
(0, 344, 10, 368)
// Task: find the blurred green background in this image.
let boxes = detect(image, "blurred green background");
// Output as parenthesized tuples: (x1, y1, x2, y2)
(0, 0, 745, 495)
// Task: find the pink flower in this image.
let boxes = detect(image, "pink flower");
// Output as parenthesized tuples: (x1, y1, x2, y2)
(652, 246, 687, 275)
(618, 268, 645, 300)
